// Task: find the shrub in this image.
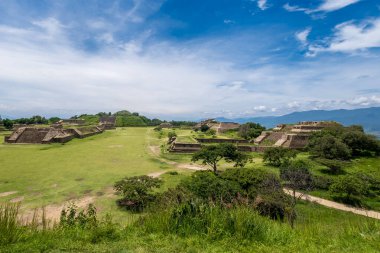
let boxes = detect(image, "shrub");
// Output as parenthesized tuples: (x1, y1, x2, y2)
(253, 194, 288, 221)
(221, 168, 281, 198)
(239, 122, 266, 140)
(167, 131, 177, 139)
(329, 175, 370, 205)
(312, 175, 333, 190)
(180, 171, 242, 203)
(200, 124, 210, 132)
(263, 147, 298, 167)
(114, 176, 162, 211)
(60, 204, 97, 228)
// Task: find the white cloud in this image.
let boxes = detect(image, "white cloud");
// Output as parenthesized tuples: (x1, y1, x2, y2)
(0, 18, 380, 119)
(257, 0, 269, 10)
(284, 0, 360, 14)
(295, 27, 312, 45)
(318, 0, 360, 12)
(309, 18, 380, 54)
(223, 19, 234, 24)
(283, 3, 310, 13)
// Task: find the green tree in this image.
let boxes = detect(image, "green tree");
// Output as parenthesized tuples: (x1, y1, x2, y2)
(280, 160, 313, 228)
(263, 147, 298, 167)
(200, 124, 210, 132)
(167, 131, 177, 139)
(239, 122, 266, 140)
(2, 119, 13, 130)
(308, 135, 351, 160)
(192, 144, 248, 174)
(114, 175, 162, 211)
(341, 131, 380, 157)
(329, 175, 369, 203)
(48, 117, 61, 124)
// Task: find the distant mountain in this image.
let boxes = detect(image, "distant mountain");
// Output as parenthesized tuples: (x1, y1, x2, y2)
(216, 107, 380, 136)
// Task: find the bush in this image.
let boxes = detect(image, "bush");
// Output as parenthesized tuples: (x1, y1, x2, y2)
(221, 168, 281, 198)
(312, 175, 333, 190)
(200, 124, 210, 132)
(309, 135, 351, 160)
(263, 147, 298, 167)
(253, 194, 288, 221)
(239, 122, 266, 140)
(114, 176, 162, 211)
(60, 204, 97, 228)
(180, 171, 242, 203)
(329, 175, 370, 205)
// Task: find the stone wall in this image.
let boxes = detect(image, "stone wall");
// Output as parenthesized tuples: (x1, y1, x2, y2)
(196, 138, 249, 144)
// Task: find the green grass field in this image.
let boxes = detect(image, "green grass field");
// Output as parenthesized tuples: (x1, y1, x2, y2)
(0, 128, 174, 209)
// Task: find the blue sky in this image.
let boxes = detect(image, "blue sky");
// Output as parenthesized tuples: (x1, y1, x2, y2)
(0, 0, 379, 119)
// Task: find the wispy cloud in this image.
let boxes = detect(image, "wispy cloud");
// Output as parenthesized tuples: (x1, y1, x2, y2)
(284, 0, 360, 14)
(309, 18, 380, 54)
(295, 27, 312, 46)
(257, 0, 269, 10)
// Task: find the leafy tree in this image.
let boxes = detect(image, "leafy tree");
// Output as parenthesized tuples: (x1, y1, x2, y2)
(180, 171, 242, 203)
(192, 144, 249, 174)
(49, 117, 61, 124)
(239, 122, 266, 140)
(329, 175, 369, 204)
(167, 131, 177, 140)
(341, 131, 380, 157)
(308, 135, 351, 160)
(308, 125, 379, 159)
(200, 124, 210, 132)
(263, 147, 298, 167)
(114, 175, 162, 211)
(2, 119, 13, 130)
(280, 160, 313, 228)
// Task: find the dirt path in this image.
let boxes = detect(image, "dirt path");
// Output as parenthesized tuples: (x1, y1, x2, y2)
(148, 144, 206, 171)
(0, 191, 18, 197)
(20, 196, 96, 225)
(284, 189, 380, 220)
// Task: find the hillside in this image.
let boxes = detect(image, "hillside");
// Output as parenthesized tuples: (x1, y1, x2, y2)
(216, 107, 380, 135)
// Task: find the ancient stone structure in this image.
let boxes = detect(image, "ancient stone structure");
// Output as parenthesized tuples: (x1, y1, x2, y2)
(196, 138, 249, 144)
(194, 119, 240, 133)
(4, 126, 103, 144)
(59, 119, 86, 125)
(169, 142, 202, 153)
(159, 123, 173, 128)
(169, 121, 339, 154)
(99, 116, 116, 130)
(254, 121, 340, 149)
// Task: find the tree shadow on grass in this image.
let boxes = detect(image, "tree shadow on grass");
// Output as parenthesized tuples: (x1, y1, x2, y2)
(319, 168, 346, 176)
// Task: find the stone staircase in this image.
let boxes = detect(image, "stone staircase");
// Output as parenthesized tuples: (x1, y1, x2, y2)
(274, 134, 288, 147)
(254, 132, 270, 144)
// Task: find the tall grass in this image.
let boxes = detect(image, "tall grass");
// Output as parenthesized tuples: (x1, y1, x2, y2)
(141, 201, 292, 244)
(0, 203, 25, 244)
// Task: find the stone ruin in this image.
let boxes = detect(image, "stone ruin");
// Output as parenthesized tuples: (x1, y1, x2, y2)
(4, 126, 104, 144)
(169, 121, 339, 153)
(159, 122, 173, 128)
(99, 116, 116, 130)
(254, 121, 340, 149)
(194, 119, 240, 133)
